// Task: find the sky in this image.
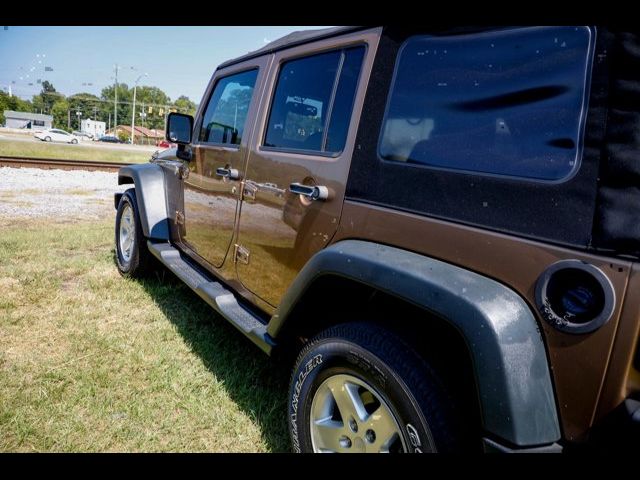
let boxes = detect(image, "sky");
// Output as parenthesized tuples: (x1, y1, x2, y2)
(0, 26, 331, 104)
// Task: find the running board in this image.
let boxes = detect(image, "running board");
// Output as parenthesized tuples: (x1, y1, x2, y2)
(147, 241, 276, 354)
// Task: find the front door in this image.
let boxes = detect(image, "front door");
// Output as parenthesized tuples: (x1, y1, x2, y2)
(180, 61, 266, 270)
(235, 30, 380, 312)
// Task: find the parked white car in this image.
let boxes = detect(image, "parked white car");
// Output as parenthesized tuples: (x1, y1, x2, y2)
(34, 129, 79, 144)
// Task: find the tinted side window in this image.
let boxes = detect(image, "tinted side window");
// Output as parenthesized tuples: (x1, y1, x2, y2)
(198, 69, 258, 145)
(264, 46, 365, 153)
(379, 27, 592, 181)
(326, 47, 366, 152)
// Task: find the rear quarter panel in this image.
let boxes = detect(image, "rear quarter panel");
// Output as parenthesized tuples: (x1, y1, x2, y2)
(333, 201, 632, 442)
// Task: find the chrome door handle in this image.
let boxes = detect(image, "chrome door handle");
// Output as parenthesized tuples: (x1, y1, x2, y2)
(289, 182, 329, 201)
(216, 167, 240, 180)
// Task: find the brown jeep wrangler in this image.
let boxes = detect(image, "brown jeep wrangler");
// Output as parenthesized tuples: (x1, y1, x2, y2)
(114, 26, 640, 452)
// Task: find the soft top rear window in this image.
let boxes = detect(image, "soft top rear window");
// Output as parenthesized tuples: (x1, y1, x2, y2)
(378, 26, 593, 182)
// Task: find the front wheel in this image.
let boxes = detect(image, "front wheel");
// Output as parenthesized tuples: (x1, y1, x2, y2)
(71, 138, 78, 144)
(115, 188, 151, 278)
(44, 136, 51, 142)
(288, 322, 469, 453)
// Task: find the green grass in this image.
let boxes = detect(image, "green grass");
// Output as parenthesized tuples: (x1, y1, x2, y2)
(0, 219, 289, 452)
(0, 138, 150, 164)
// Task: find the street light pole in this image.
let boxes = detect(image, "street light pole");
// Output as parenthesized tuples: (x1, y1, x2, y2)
(131, 73, 148, 144)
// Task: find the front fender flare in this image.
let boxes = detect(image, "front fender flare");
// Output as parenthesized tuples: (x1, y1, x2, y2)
(118, 163, 170, 240)
(269, 240, 560, 447)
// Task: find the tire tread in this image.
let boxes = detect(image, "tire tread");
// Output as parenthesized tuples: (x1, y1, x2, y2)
(290, 321, 468, 452)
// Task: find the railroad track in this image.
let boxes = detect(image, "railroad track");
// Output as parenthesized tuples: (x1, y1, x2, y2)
(0, 156, 131, 172)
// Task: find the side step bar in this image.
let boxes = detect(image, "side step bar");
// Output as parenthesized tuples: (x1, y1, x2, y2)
(147, 241, 276, 355)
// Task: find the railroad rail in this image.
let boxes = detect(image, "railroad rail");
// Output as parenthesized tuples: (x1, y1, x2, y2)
(0, 156, 132, 172)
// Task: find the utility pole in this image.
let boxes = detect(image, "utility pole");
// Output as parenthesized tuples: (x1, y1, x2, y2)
(234, 101, 238, 130)
(108, 112, 111, 132)
(114, 64, 119, 131)
(131, 72, 148, 144)
(67, 109, 70, 129)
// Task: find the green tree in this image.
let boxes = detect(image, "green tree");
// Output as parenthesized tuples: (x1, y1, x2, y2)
(134, 86, 171, 130)
(68, 93, 101, 131)
(0, 91, 33, 124)
(51, 99, 70, 130)
(100, 83, 132, 130)
(32, 80, 60, 114)
(173, 95, 197, 116)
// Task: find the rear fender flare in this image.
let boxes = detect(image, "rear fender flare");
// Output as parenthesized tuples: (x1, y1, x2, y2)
(269, 239, 561, 447)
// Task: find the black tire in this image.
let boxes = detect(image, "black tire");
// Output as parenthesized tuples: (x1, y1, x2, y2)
(71, 138, 78, 144)
(288, 322, 469, 453)
(44, 136, 51, 142)
(115, 188, 151, 278)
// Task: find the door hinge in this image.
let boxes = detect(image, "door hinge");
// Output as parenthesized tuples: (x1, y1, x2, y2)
(175, 211, 185, 225)
(234, 244, 250, 265)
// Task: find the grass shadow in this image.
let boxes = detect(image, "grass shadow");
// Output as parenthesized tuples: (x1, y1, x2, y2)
(138, 266, 291, 452)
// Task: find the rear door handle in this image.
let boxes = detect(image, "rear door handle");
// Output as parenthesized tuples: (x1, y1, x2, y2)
(289, 182, 329, 201)
(216, 167, 240, 180)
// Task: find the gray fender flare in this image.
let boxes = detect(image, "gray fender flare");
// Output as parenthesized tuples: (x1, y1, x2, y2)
(118, 163, 170, 240)
(269, 240, 560, 447)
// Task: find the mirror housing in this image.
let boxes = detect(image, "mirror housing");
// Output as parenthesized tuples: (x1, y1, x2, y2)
(166, 112, 193, 145)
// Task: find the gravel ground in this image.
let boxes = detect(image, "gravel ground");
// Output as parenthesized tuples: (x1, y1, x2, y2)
(0, 167, 298, 241)
(0, 167, 126, 222)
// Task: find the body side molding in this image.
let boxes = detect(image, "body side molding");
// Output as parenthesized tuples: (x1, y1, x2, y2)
(268, 239, 561, 447)
(118, 163, 170, 240)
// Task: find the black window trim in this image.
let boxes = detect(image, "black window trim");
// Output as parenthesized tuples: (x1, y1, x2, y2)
(194, 66, 260, 149)
(258, 42, 368, 158)
(376, 26, 595, 185)
(260, 144, 341, 158)
(321, 51, 345, 151)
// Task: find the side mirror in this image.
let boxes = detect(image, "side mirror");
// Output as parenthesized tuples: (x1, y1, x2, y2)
(166, 112, 193, 145)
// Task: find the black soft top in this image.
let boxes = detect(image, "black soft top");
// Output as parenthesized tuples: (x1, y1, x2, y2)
(217, 26, 363, 70)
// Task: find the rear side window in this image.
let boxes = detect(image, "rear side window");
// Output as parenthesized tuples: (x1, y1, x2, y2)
(198, 69, 258, 145)
(379, 27, 592, 181)
(264, 46, 365, 154)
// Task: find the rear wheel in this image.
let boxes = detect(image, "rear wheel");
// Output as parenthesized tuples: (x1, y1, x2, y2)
(44, 136, 51, 142)
(71, 138, 78, 144)
(115, 188, 151, 278)
(288, 322, 469, 453)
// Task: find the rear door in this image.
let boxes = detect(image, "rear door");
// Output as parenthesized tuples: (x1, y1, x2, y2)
(52, 129, 67, 141)
(179, 57, 269, 273)
(234, 29, 381, 312)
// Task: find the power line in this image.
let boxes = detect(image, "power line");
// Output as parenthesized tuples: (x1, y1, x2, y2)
(4, 82, 197, 106)
(6, 90, 192, 112)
